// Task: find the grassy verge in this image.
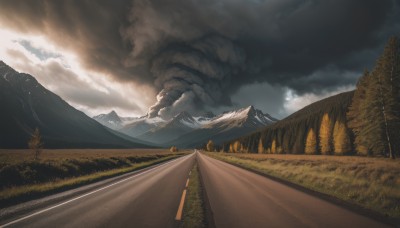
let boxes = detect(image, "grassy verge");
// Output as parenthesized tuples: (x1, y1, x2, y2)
(181, 163, 206, 228)
(0, 149, 187, 206)
(206, 152, 400, 220)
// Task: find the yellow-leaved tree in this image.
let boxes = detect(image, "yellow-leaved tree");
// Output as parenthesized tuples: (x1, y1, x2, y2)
(206, 140, 214, 152)
(319, 113, 332, 154)
(305, 128, 317, 154)
(28, 128, 43, 160)
(271, 139, 277, 154)
(333, 120, 351, 155)
(258, 137, 264, 154)
(233, 140, 241, 153)
(170, 146, 178, 152)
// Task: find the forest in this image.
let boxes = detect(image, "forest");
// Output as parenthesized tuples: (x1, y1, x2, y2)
(221, 37, 400, 158)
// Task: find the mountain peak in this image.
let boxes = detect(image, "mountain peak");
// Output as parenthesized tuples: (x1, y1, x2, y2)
(108, 110, 118, 116)
(173, 111, 195, 123)
(93, 110, 122, 125)
(244, 105, 256, 114)
(0, 61, 19, 80)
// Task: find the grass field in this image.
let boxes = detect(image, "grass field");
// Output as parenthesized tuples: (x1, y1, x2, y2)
(0, 149, 188, 206)
(182, 163, 206, 228)
(206, 152, 400, 219)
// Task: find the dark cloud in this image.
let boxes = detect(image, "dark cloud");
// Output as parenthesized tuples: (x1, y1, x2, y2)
(0, 0, 399, 117)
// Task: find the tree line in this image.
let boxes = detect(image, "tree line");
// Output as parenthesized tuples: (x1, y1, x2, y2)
(216, 37, 400, 158)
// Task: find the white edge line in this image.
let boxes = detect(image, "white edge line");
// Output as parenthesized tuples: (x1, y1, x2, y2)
(1, 153, 193, 227)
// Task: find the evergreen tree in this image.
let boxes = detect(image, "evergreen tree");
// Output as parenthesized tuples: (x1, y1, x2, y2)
(333, 120, 351, 155)
(376, 37, 400, 159)
(319, 113, 332, 154)
(357, 37, 400, 158)
(347, 70, 371, 155)
(360, 70, 387, 155)
(305, 128, 317, 154)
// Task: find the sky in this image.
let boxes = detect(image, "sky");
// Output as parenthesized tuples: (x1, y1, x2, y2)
(0, 0, 399, 119)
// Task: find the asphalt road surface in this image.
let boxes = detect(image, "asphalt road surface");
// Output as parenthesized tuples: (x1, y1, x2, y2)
(1, 154, 195, 228)
(197, 152, 389, 228)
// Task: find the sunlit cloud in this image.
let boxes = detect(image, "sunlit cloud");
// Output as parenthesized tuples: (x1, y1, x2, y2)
(0, 28, 153, 117)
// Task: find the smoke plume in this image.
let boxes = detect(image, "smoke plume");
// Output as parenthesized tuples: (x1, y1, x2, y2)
(0, 0, 398, 118)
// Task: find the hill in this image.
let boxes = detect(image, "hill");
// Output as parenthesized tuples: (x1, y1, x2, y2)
(223, 91, 354, 153)
(0, 61, 151, 148)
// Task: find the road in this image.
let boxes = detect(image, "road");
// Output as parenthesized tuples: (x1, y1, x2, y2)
(1, 154, 195, 228)
(197, 152, 389, 228)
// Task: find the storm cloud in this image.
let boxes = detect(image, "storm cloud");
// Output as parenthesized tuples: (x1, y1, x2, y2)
(0, 0, 399, 118)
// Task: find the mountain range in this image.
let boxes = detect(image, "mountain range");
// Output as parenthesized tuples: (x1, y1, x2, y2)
(94, 106, 278, 148)
(0, 61, 277, 149)
(0, 61, 150, 149)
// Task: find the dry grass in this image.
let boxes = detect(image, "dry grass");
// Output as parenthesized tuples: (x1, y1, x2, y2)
(182, 163, 206, 228)
(0, 149, 175, 164)
(206, 152, 400, 219)
(0, 149, 188, 206)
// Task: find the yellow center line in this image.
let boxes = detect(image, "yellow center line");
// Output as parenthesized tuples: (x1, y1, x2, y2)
(175, 189, 187, 221)
(175, 170, 192, 221)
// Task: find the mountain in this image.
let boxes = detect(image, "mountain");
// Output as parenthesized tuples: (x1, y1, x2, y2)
(0, 61, 151, 148)
(93, 110, 123, 130)
(224, 91, 354, 153)
(120, 116, 166, 137)
(94, 106, 276, 148)
(137, 111, 200, 143)
(166, 106, 277, 148)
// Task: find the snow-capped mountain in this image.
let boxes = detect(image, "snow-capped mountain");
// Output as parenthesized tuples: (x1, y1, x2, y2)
(94, 105, 277, 147)
(194, 111, 215, 123)
(137, 111, 200, 143)
(93, 110, 123, 130)
(166, 106, 277, 147)
(204, 106, 276, 129)
(120, 115, 166, 137)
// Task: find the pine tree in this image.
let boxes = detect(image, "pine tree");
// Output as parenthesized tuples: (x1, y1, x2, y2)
(360, 70, 387, 155)
(357, 37, 400, 158)
(319, 113, 332, 154)
(333, 120, 351, 155)
(347, 70, 371, 155)
(305, 128, 317, 154)
(375, 37, 400, 159)
(258, 137, 264, 154)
